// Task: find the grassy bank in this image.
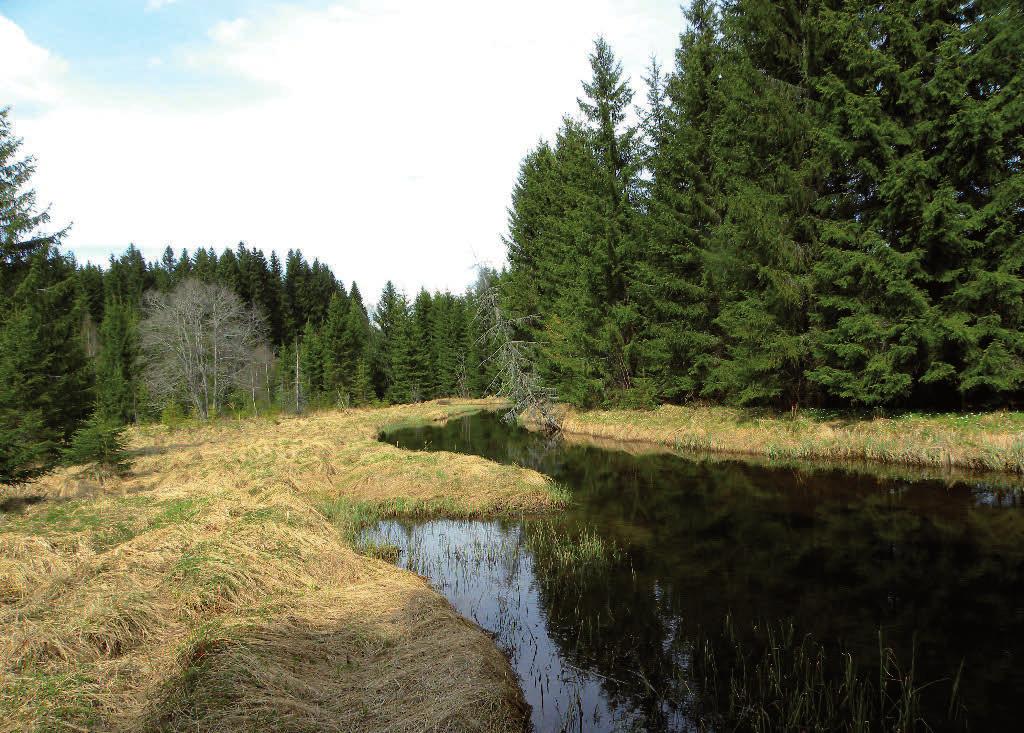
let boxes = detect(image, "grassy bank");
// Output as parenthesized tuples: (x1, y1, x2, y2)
(1, 399, 563, 733)
(544, 405, 1024, 474)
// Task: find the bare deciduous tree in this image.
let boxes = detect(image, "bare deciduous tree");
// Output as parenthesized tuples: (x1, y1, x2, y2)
(140, 278, 267, 419)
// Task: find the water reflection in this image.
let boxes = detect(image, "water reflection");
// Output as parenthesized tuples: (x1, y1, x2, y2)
(375, 412, 1024, 731)
(366, 520, 634, 731)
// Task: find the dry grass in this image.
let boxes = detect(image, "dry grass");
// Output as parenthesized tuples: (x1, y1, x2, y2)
(538, 404, 1024, 474)
(1, 399, 556, 733)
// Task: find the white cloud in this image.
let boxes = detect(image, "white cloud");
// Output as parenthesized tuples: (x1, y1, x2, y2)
(208, 18, 249, 44)
(0, 15, 68, 106)
(5, 1, 682, 301)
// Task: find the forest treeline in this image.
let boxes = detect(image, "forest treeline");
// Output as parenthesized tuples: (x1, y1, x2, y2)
(75, 242, 496, 415)
(503, 0, 1022, 411)
(1, 100, 497, 481)
(1, 0, 1022, 483)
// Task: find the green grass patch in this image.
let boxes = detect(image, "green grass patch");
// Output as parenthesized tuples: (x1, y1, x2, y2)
(148, 497, 207, 530)
(0, 668, 103, 732)
(356, 538, 402, 563)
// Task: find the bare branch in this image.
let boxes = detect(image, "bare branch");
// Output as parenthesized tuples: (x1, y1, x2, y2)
(140, 278, 268, 419)
(473, 269, 559, 432)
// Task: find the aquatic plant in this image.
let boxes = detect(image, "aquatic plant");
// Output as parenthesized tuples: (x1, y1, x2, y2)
(525, 519, 621, 577)
(687, 618, 965, 732)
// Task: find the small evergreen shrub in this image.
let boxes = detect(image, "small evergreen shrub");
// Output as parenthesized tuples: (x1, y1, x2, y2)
(62, 413, 133, 482)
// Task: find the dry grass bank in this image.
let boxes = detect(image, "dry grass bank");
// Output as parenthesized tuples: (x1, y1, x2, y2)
(1, 399, 561, 733)
(542, 404, 1024, 474)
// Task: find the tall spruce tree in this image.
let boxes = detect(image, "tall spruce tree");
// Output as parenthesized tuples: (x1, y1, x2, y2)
(95, 297, 139, 424)
(0, 108, 92, 482)
(373, 281, 405, 400)
(409, 289, 435, 401)
(339, 283, 371, 402)
(578, 37, 643, 399)
(807, 0, 933, 407)
(321, 290, 352, 400)
(634, 0, 723, 401)
(388, 301, 416, 403)
(700, 0, 824, 409)
(923, 0, 1024, 405)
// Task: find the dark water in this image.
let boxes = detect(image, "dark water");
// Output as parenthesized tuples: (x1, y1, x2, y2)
(373, 412, 1024, 732)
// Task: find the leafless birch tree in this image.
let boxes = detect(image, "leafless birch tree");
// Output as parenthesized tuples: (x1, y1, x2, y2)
(140, 278, 268, 419)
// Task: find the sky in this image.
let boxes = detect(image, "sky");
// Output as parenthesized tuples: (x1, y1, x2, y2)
(0, 0, 683, 300)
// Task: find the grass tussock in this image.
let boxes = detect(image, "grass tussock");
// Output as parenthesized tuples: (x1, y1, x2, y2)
(542, 404, 1024, 474)
(1, 399, 549, 733)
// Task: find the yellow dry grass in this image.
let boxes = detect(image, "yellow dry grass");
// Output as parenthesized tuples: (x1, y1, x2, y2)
(538, 404, 1024, 474)
(1, 400, 556, 732)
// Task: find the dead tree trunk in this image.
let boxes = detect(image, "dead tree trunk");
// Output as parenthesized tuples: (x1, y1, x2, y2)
(474, 270, 559, 432)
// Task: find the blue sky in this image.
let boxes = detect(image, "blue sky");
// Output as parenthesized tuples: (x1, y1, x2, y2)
(1, 0, 682, 300)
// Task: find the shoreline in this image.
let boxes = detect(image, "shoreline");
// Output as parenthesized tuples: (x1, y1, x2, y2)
(1, 400, 558, 733)
(522, 404, 1024, 477)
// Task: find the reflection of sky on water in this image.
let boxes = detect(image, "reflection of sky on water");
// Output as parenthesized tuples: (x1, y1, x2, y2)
(365, 519, 634, 733)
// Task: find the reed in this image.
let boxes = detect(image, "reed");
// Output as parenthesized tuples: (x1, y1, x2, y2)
(525, 519, 621, 577)
(688, 618, 966, 732)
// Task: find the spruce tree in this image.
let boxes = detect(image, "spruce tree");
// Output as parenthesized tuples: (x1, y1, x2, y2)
(431, 293, 467, 398)
(504, 141, 562, 324)
(77, 263, 106, 325)
(0, 110, 92, 481)
(534, 121, 609, 406)
(634, 0, 722, 401)
(283, 250, 309, 342)
(0, 107, 61, 276)
(388, 305, 416, 403)
(321, 291, 351, 399)
(405, 290, 435, 401)
(373, 281, 405, 399)
(62, 411, 133, 481)
(105, 245, 151, 306)
(173, 249, 192, 282)
(577, 37, 643, 399)
(0, 307, 55, 483)
(95, 297, 140, 424)
(299, 321, 325, 406)
(807, 0, 932, 407)
(266, 251, 286, 346)
(0, 251, 93, 480)
(340, 284, 371, 387)
(925, 0, 1024, 405)
(700, 0, 823, 409)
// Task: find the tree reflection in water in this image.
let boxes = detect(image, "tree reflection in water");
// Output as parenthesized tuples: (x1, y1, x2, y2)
(373, 412, 1024, 731)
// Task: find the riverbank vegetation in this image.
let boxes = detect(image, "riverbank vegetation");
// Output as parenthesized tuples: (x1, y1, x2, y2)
(0, 400, 562, 732)
(544, 405, 1024, 474)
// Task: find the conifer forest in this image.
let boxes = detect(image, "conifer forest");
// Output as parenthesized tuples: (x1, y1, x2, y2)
(3, 3, 1024, 732)
(1, 0, 1021, 475)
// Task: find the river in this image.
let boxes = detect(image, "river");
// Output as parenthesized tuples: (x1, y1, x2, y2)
(368, 411, 1024, 731)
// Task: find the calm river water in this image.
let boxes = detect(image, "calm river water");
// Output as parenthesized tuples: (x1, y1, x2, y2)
(371, 411, 1024, 732)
